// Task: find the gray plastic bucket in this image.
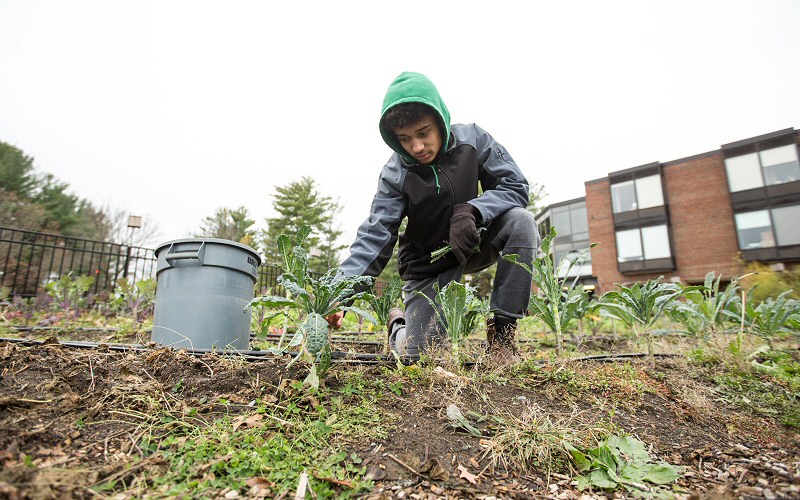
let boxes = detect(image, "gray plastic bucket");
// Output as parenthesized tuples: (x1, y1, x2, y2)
(152, 238, 261, 351)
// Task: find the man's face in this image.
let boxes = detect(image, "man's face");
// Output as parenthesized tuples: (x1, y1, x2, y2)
(394, 115, 442, 165)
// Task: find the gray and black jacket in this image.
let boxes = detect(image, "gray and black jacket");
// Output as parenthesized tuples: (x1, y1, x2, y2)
(339, 122, 530, 281)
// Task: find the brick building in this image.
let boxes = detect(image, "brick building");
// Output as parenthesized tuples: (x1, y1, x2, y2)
(536, 128, 800, 293)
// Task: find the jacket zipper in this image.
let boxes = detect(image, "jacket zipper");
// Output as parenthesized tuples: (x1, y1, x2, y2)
(439, 169, 456, 208)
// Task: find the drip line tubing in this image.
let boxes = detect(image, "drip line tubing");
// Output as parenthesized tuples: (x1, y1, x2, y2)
(0, 336, 678, 366)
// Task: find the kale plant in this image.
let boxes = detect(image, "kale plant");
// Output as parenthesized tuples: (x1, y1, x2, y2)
(413, 280, 478, 360)
(45, 273, 94, 319)
(248, 225, 376, 388)
(725, 289, 800, 347)
(112, 277, 156, 323)
(599, 277, 703, 362)
(504, 227, 595, 355)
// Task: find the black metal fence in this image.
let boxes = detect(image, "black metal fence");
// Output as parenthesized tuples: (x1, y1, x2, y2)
(0, 226, 158, 297)
(1, 226, 388, 299)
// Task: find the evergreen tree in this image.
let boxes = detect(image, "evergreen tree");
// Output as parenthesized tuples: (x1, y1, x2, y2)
(316, 197, 348, 271)
(37, 173, 98, 237)
(261, 177, 334, 269)
(197, 206, 256, 246)
(0, 189, 51, 232)
(0, 141, 38, 198)
(0, 140, 106, 238)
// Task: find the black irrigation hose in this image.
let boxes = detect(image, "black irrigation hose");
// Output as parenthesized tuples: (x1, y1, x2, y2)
(8, 325, 122, 332)
(0, 336, 422, 365)
(0, 336, 678, 367)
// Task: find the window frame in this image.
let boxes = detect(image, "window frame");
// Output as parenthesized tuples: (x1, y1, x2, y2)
(610, 174, 665, 214)
(614, 223, 675, 274)
(734, 204, 800, 251)
(725, 143, 800, 193)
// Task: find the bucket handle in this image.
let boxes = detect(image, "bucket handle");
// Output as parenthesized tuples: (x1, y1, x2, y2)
(164, 241, 206, 267)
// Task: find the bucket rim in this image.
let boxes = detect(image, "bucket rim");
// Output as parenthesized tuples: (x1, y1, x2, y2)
(154, 238, 262, 264)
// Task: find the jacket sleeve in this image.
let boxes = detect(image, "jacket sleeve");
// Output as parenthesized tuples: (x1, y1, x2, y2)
(466, 124, 530, 225)
(338, 158, 406, 278)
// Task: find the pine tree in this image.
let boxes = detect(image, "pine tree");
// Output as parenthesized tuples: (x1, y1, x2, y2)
(316, 197, 348, 271)
(197, 206, 256, 246)
(0, 141, 38, 198)
(261, 177, 335, 269)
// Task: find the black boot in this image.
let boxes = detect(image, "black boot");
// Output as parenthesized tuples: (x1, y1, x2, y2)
(486, 315, 519, 359)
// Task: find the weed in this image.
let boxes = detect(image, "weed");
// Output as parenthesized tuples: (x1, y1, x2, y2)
(568, 434, 683, 496)
(129, 369, 388, 497)
(712, 358, 800, 428)
(481, 403, 608, 478)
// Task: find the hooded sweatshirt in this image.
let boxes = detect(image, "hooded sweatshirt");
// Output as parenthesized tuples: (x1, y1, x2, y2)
(339, 72, 530, 280)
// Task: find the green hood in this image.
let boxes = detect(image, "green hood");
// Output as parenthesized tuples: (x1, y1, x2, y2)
(379, 72, 451, 164)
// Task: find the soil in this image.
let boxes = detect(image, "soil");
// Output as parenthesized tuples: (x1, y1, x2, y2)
(0, 336, 799, 499)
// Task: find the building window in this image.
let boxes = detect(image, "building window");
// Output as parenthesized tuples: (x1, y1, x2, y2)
(773, 204, 800, 246)
(610, 175, 664, 214)
(551, 202, 589, 241)
(734, 210, 775, 249)
(725, 144, 800, 192)
(737, 204, 800, 250)
(615, 224, 671, 262)
(762, 145, 800, 186)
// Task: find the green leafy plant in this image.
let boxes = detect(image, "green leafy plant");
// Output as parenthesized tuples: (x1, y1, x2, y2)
(668, 272, 747, 337)
(430, 227, 487, 263)
(504, 227, 595, 355)
(573, 294, 603, 337)
(599, 277, 703, 362)
(726, 289, 800, 347)
(462, 295, 490, 338)
(45, 272, 94, 319)
(112, 277, 156, 323)
(361, 277, 402, 332)
(412, 280, 478, 360)
(567, 435, 682, 495)
(249, 225, 376, 388)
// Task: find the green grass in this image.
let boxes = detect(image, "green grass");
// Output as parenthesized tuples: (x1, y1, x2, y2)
(102, 370, 393, 497)
(713, 369, 800, 428)
(508, 360, 649, 404)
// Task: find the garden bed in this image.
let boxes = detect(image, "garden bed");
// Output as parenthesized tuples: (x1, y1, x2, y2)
(0, 329, 798, 499)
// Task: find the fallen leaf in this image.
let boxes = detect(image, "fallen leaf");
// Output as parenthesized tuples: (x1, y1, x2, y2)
(458, 464, 478, 484)
(246, 477, 275, 488)
(232, 413, 264, 432)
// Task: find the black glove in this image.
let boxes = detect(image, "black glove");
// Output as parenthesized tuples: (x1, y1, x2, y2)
(449, 204, 480, 265)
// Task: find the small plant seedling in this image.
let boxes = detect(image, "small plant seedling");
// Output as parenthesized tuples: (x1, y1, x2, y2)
(413, 280, 478, 360)
(45, 272, 95, 319)
(361, 277, 403, 353)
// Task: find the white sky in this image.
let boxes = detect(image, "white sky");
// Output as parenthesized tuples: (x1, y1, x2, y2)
(1, 1, 799, 253)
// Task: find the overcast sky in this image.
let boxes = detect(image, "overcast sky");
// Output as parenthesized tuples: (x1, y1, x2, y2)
(1, 1, 799, 254)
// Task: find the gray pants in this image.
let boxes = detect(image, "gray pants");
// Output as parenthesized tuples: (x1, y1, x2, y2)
(390, 207, 540, 355)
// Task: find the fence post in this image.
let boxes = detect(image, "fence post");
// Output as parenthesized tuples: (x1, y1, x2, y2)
(123, 246, 132, 279)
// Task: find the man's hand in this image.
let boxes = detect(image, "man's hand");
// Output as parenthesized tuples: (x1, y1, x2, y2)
(449, 204, 480, 265)
(326, 311, 344, 330)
